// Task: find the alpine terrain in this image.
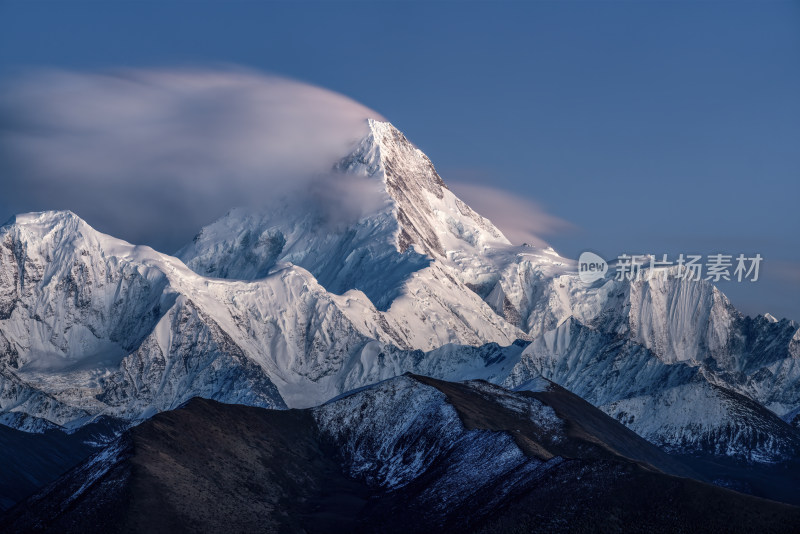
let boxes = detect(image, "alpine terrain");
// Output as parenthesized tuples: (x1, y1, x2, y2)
(0, 119, 798, 527)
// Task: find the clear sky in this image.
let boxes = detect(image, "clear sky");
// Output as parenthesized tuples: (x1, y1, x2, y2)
(0, 1, 798, 319)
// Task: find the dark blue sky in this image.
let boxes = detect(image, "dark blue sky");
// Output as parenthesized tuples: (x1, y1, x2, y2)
(1, 1, 798, 319)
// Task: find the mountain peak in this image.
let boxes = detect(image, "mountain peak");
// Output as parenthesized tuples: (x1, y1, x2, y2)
(0, 210, 146, 260)
(366, 117, 401, 136)
(179, 120, 511, 303)
(4, 210, 83, 230)
(1, 210, 100, 254)
(364, 119, 429, 167)
(336, 119, 508, 257)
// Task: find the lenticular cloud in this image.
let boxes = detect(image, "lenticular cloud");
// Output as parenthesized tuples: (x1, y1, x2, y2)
(448, 182, 574, 247)
(0, 68, 383, 252)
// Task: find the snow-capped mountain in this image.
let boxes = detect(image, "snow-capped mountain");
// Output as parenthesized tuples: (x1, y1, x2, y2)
(177, 119, 525, 349)
(495, 272, 800, 460)
(505, 317, 800, 462)
(177, 118, 800, 461)
(0, 119, 798, 469)
(0, 208, 523, 428)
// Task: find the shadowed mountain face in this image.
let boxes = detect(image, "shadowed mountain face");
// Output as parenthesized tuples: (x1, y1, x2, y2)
(4, 375, 799, 534)
(0, 417, 124, 512)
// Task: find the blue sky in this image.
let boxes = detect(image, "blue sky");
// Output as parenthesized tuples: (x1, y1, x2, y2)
(0, 1, 798, 319)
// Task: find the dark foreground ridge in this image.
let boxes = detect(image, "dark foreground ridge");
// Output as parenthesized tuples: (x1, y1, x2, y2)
(0, 417, 126, 512)
(3, 374, 800, 533)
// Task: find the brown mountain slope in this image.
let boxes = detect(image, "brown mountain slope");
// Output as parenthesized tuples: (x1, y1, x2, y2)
(3, 375, 800, 533)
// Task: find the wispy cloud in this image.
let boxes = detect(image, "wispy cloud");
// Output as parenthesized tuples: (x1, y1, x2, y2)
(0, 67, 383, 252)
(448, 181, 575, 247)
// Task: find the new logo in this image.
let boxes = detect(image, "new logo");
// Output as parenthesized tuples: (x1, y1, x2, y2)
(578, 251, 608, 284)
